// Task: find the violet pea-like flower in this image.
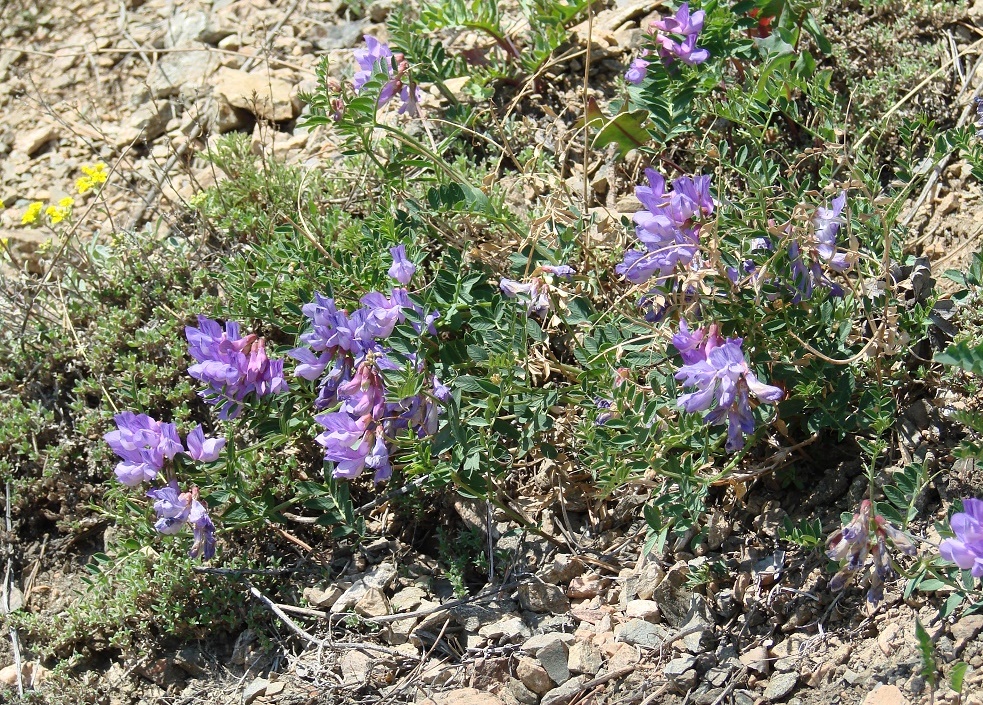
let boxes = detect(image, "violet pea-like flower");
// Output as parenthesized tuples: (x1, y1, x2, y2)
(940, 498, 983, 577)
(388, 245, 417, 285)
(104, 412, 183, 486)
(185, 425, 226, 462)
(625, 56, 650, 84)
(675, 339, 783, 452)
(814, 191, 850, 273)
(650, 3, 709, 65)
(147, 482, 217, 559)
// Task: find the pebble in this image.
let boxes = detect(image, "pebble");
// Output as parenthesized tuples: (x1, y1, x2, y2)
(625, 599, 661, 622)
(863, 685, 909, 705)
(762, 672, 799, 701)
(522, 632, 575, 654)
(340, 651, 373, 685)
(519, 583, 570, 614)
(541, 675, 586, 705)
(537, 639, 571, 685)
(516, 657, 552, 695)
(242, 678, 268, 705)
(567, 640, 603, 675)
(420, 688, 505, 705)
(567, 574, 604, 599)
(614, 618, 669, 648)
(354, 587, 391, 617)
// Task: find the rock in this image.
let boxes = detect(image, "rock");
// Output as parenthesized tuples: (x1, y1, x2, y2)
(541, 675, 586, 705)
(607, 642, 640, 670)
(567, 574, 604, 599)
(522, 632, 575, 654)
(517, 657, 552, 695)
(650, 565, 691, 627)
(763, 672, 799, 702)
(951, 614, 983, 648)
(15, 124, 59, 157)
(0, 661, 47, 687)
(116, 100, 177, 146)
(664, 655, 698, 679)
(368, 0, 395, 22)
(707, 511, 732, 550)
(230, 629, 258, 665)
(303, 585, 345, 609)
(541, 554, 584, 584)
(148, 48, 219, 98)
(479, 615, 530, 641)
(420, 662, 456, 685)
(421, 688, 505, 705)
(310, 20, 368, 50)
(519, 583, 570, 614)
(629, 563, 666, 601)
(391, 586, 427, 613)
(537, 639, 571, 685)
(165, 10, 234, 47)
(509, 678, 539, 705)
(340, 650, 373, 685)
(242, 678, 268, 705)
(877, 622, 901, 656)
(355, 587, 391, 617)
(614, 618, 668, 648)
(173, 648, 207, 678)
(211, 68, 299, 122)
(331, 581, 370, 613)
(567, 640, 602, 675)
(265, 681, 285, 696)
(626, 599, 661, 622)
(863, 685, 908, 705)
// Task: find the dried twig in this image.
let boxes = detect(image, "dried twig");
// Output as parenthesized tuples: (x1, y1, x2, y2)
(246, 580, 413, 659)
(3, 481, 23, 698)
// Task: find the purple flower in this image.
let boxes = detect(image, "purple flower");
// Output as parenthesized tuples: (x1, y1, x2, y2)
(189, 500, 216, 559)
(625, 56, 650, 84)
(674, 338, 783, 452)
(976, 98, 983, 138)
(186, 316, 288, 419)
(814, 191, 850, 273)
(940, 498, 983, 578)
(147, 482, 216, 559)
(104, 412, 183, 486)
(671, 320, 724, 365)
(617, 169, 713, 287)
(827, 500, 918, 602)
(314, 412, 391, 481)
(651, 3, 709, 65)
(500, 263, 575, 315)
(388, 245, 416, 285)
(352, 36, 422, 115)
(788, 192, 851, 302)
(185, 425, 225, 462)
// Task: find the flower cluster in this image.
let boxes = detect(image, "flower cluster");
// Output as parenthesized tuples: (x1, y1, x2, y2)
(104, 413, 223, 559)
(624, 2, 709, 83)
(186, 317, 288, 420)
(788, 191, 852, 301)
(500, 263, 576, 316)
(673, 322, 783, 451)
(20, 197, 74, 226)
(826, 500, 917, 603)
(616, 168, 714, 288)
(353, 35, 422, 116)
(940, 498, 983, 577)
(976, 98, 983, 138)
(290, 248, 445, 481)
(76, 162, 108, 194)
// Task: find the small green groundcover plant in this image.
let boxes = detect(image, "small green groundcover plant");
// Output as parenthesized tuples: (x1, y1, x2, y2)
(5, 0, 983, 663)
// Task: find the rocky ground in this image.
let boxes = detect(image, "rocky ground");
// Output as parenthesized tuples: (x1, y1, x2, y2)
(2, 0, 983, 703)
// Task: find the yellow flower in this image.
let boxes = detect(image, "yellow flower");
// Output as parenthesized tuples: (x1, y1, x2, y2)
(76, 162, 108, 194)
(0, 199, 5, 209)
(58, 196, 75, 208)
(21, 201, 43, 225)
(0, 237, 8, 251)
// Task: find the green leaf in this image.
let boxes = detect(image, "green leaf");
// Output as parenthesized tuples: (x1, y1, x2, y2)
(915, 618, 938, 688)
(592, 109, 650, 156)
(950, 661, 968, 694)
(937, 341, 983, 375)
